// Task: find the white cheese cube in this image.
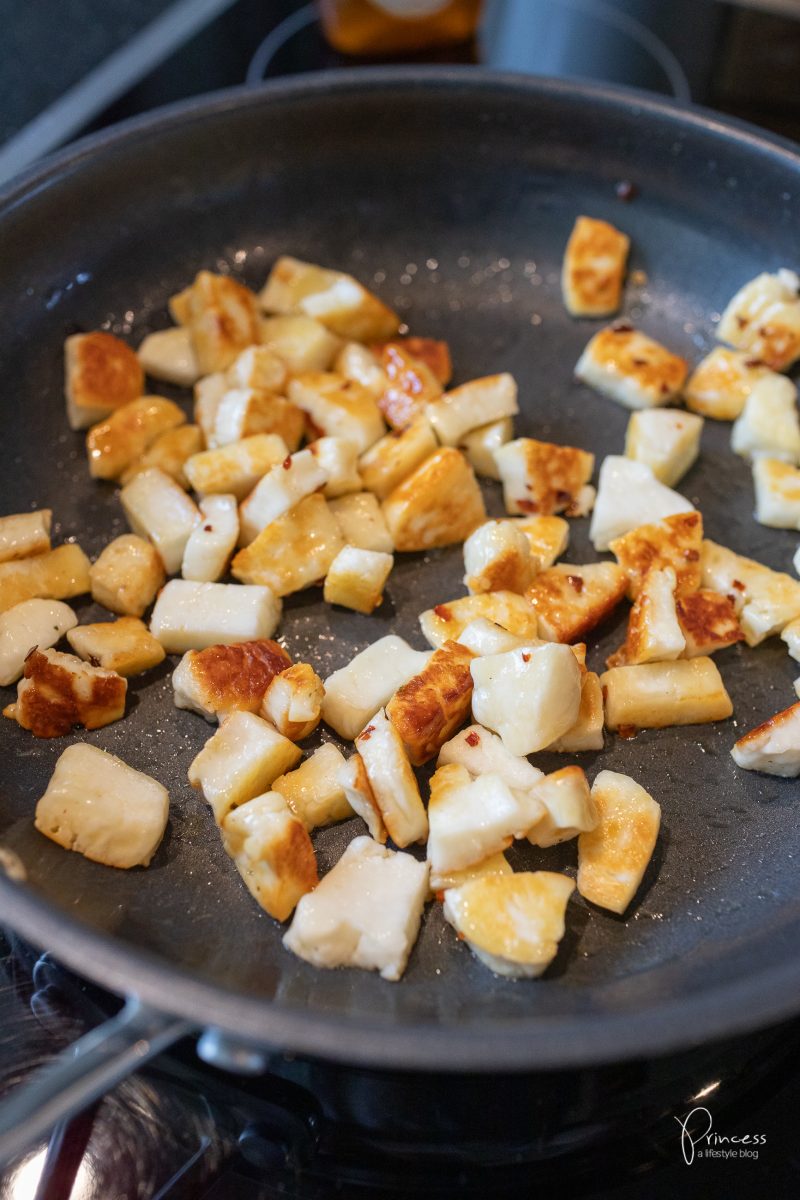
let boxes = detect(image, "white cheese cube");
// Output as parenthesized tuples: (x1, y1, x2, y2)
(309, 437, 362, 498)
(547, 671, 605, 753)
(90, 534, 164, 617)
(600, 658, 733, 730)
(0, 599, 77, 686)
(231, 493, 344, 596)
(717, 269, 800, 370)
(527, 766, 598, 847)
(562, 215, 629, 317)
(4, 647, 126, 737)
(782, 617, 800, 662)
(354, 709, 428, 847)
(358, 418, 438, 500)
(419, 591, 539, 650)
(0, 509, 52, 564)
(426, 374, 518, 446)
(427, 763, 539, 874)
(120, 467, 200, 574)
(457, 618, 544, 657)
(731, 701, 800, 777)
(239, 448, 329, 546)
(323, 545, 393, 615)
(0, 544, 91, 616)
(212, 387, 303, 451)
(184, 434, 289, 500)
(226, 345, 287, 392)
(137, 327, 200, 387)
(437, 724, 543, 791)
(337, 753, 387, 842)
(625, 409, 703, 486)
(382, 447, 486, 551)
(181, 494, 238, 581)
(511, 515, 569, 568)
(684, 347, 773, 421)
(261, 662, 324, 741)
(334, 341, 386, 395)
(701, 539, 800, 645)
(188, 710, 301, 823)
(150, 579, 281, 653)
(193, 372, 228, 447)
(578, 770, 660, 914)
(493, 437, 594, 517)
(753, 458, 800, 530)
(328, 493, 394, 553)
(731, 376, 800, 463)
(260, 314, 342, 374)
(172, 639, 290, 723)
(589, 456, 694, 551)
(221, 791, 317, 922)
(459, 416, 514, 480)
(575, 324, 687, 409)
(613, 566, 685, 664)
(470, 643, 581, 756)
(260, 257, 400, 342)
(288, 373, 385, 453)
(463, 520, 537, 595)
(66, 616, 165, 677)
(321, 635, 430, 740)
(272, 743, 353, 831)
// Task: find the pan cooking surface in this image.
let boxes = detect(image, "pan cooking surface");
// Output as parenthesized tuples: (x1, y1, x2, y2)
(0, 71, 799, 1068)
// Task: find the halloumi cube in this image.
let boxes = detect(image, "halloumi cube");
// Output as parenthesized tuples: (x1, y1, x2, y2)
(321, 635, 430, 740)
(731, 702, 800, 777)
(625, 409, 703, 486)
(419, 591, 539, 649)
(443, 871, 575, 978)
(577, 770, 660, 914)
(213, 388, 304, 452)
(429, 852, 511, 896)
(283, 836, 428, 981)
(385, 641, 474, 766)
(226, 344, 287, 392)
(260, 313, 342, 374)
(288, 373, 385, 452)
(4, 647, 126, 737)
(471, 643, 582, 756)
(386, 336, 452, 385)
(335, 341, 386, 396)
(609, 511, 703, 600)
(590, 456, 694, 551)
(150, 580, 281, 653)
(527, 562, 627, 643)
(456, 618, 544, 657)
(608, 566, 685, 666)
(239, 449, 328, 545)
(137, 326, 200, 388)
(176, 270, 261, 374)
(463, 520, 538, 595)
(308, 437, 362, 498)
(120, 424, 203, 489)
(600, 657, 733, 730)
(437, 724, 543, 791)
(328, 493, 394, 553)
(231, 493, 343, 597)
(684, 347, 773, 420)
(181, 494, 238, 581)
(337, 753, 387, 842)
(120, 467, 200, 575)
(427, 763, 539, 873)
(272, 743, 353, 830)
(260, 257, 400, 341)
(323, 545, 393, 614)
(184, 434, 289, 501)
(731, 376, 800, 463)
(35, 743, 168, 868)
(562, 215, 630, 317)
(701, 539, 800, 645)
(193, 371, 228, 446)
(67, 616, 165, 677)
(0, 544, 91, 615)
(426, 374, 518, 446)
(675, 589, 743, 657)
(358, 419, 438, 500)
(753, 457, 800, 530)
(459, 417, 513, 480)
(547, 671, 605, 752)
(374, 342, 443, 430)
(782, 616, 800, 662)
(511, 515, 570, 569)
(0, 510, 52, 564)
(354, 709, 428, 847)
(261, 662, 324, 741)
(222, 791, 317, 921)
(494, 437, 594, 518)
(717, 269, 800, 370)
(382, 447, 486, 551)
(172, 638, 291, 722)
(90, 535, 164, 617)
(527, 766, 598, 847)
(0, 599, 77, 686)
(86, 396, 186, 480)
(65, 331, 144, 430)
(575, 324, 688, 409)
(188, 710, 301, 823)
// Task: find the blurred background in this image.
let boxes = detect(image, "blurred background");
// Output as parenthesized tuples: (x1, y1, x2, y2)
(2, 0, 800, 187)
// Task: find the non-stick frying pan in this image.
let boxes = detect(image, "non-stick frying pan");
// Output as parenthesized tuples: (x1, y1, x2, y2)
(1, 67, 799, 1161)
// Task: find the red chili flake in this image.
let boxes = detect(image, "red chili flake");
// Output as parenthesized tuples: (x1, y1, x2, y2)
(516, 499, 538, 513)
(435, 890, 446, 903)
(465, 731, 480, 747)
(618, 724, 638, 740)
(631, 357, 647, 367)
(521, 652, 531, 663)
(359, 724, 376, 741)
(684, 549, 700, 562)
(282, 455, 292, 470)
(555, 489, 572, 504)
(744, 358, 764, 368)
(736, 316, 748, 329)
(567, 574, 584, 593)
(612, 320, 633, 333)
(203, 524, 213, 532)
(615, 180, 637, 201)
(732, 579, 746, 592)
(660, 382, 671, 394)
(433, 604, 452, 620)
(88, 655, 101, 668)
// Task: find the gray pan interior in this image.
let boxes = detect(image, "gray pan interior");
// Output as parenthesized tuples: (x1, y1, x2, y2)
(0, 69, 799, 1072)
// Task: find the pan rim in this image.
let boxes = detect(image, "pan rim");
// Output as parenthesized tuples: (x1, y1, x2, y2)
(3, 66, 800, 1072)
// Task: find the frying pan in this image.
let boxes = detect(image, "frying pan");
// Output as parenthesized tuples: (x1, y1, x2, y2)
(1, 67, 800, 1163)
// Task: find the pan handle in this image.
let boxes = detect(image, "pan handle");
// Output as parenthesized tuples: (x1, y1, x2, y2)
(0, 996, 193, 1167)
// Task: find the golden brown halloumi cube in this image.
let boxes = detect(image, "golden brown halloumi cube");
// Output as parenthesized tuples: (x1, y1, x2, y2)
(419, 591, 539, 649)
(427, 763, 540, 875)
(731, 376, 800, 463)
(272, 743, 353, 831)
(288, 373, 385, 453)
(67, 616, 165, 677)
(429, 852, 512, 897)
(188, 711, 302, 824)
(561, 215, 630, 317)
(731, 702, 800, 777)
(193, 372, 228, 444)
(227, 344, 287, 393)
(172, 639, 291, 723)
(625, 409, 703, 487)
(0, 544, 91, 615)
(427, 373, 518, 446)
(753, 457, 800, 530)
(323, 545, 393, 614)
(609, 511, 703, 600)
(174, 270, 261, 374)
(575, 324, 688, 409)
(684, 347, 773, 421)
(375, 336, 452, 385)
(459, 416, 514, 480)
(386, 640, 474, 766)
(527, 562, 627, 643)
(701, 539, 800, 645)
(463, 520, 538, 595)
(221, 791, 318, 922)
(382, 447, 486, 552)
(606, 566, 685, 667)
(335, 341, 386, 396)
(676, 590, 744, 657)
(600, 657, 733, 731)
(213, 388, 305, 452)
(90, 535, 165, 617)
(0, 510, 52, 564)
(261, 662, 324, 741)
(137, 326, 200, 388)
(373, 342, 443, 431)
(511, 515, 570, 569)
(577, 770, 660, 914)
(358, 418, 438, 500)
(337, 752, 387, 843)
(547, 671, 605, 753)
(355, 709, 428, 847)
(0, 599, 77, 686)
(3, 647, 126, 737)
(238, 448, 328, 546)
(717, 269, 800, 371)
(65, 331, 144, 430)
(260, 314, 342, 374)
(231, 493, 344, 597)
(494, 437, 594, 517)
(470, 643, 582, 756)
(184, 434, 289, 501)
(259, 256, 400, 342)
(527, 766, 598, 847)
(119, 467, 200, 575)
(328, 493, 394, 553)
(119, 424, 203, 489)
(86, 396, 186, 481)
